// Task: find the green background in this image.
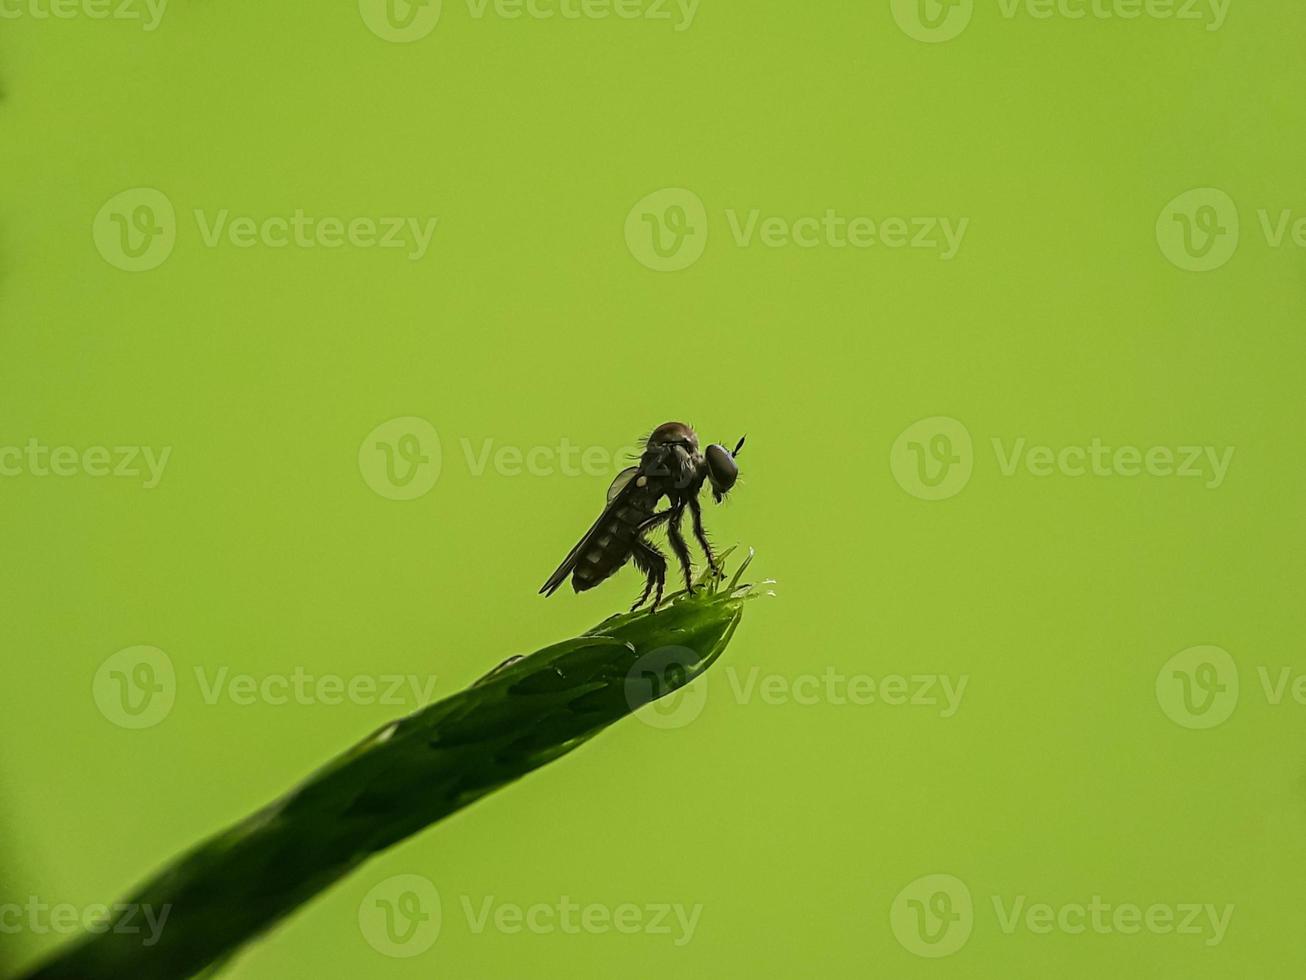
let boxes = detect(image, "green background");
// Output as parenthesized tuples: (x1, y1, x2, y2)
(3, 0, 1304, 976)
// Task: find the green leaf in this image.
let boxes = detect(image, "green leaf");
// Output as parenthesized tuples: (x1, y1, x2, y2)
(22, 557, 761, 980)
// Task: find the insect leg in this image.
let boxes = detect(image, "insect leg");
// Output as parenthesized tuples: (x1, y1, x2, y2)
(666, 502, 695, 593)
(630, 537, 668, 612)
(687, 494, 720, 577)
(638, 510, 673, 534)
(630, 569, 655, 611)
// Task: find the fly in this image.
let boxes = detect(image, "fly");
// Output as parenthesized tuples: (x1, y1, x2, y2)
(540, 422, 745, 611)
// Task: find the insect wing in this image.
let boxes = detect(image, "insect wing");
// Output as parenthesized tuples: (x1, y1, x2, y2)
(606, 466, 639, 502)
(539, 467, 642, 596)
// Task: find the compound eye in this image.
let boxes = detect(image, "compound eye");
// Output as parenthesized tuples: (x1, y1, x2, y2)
(705, 443, 738, 492)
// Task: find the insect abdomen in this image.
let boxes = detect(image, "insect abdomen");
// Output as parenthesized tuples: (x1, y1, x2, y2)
(572, 494, 655, 592)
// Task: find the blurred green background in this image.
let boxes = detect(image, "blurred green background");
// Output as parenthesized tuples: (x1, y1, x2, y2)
(2, 1, 1304, 976)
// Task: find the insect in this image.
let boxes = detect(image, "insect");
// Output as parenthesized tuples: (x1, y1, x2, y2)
(540, 422, 746, 612)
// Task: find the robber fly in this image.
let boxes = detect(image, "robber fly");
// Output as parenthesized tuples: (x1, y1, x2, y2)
(540, 422, 745, 612)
